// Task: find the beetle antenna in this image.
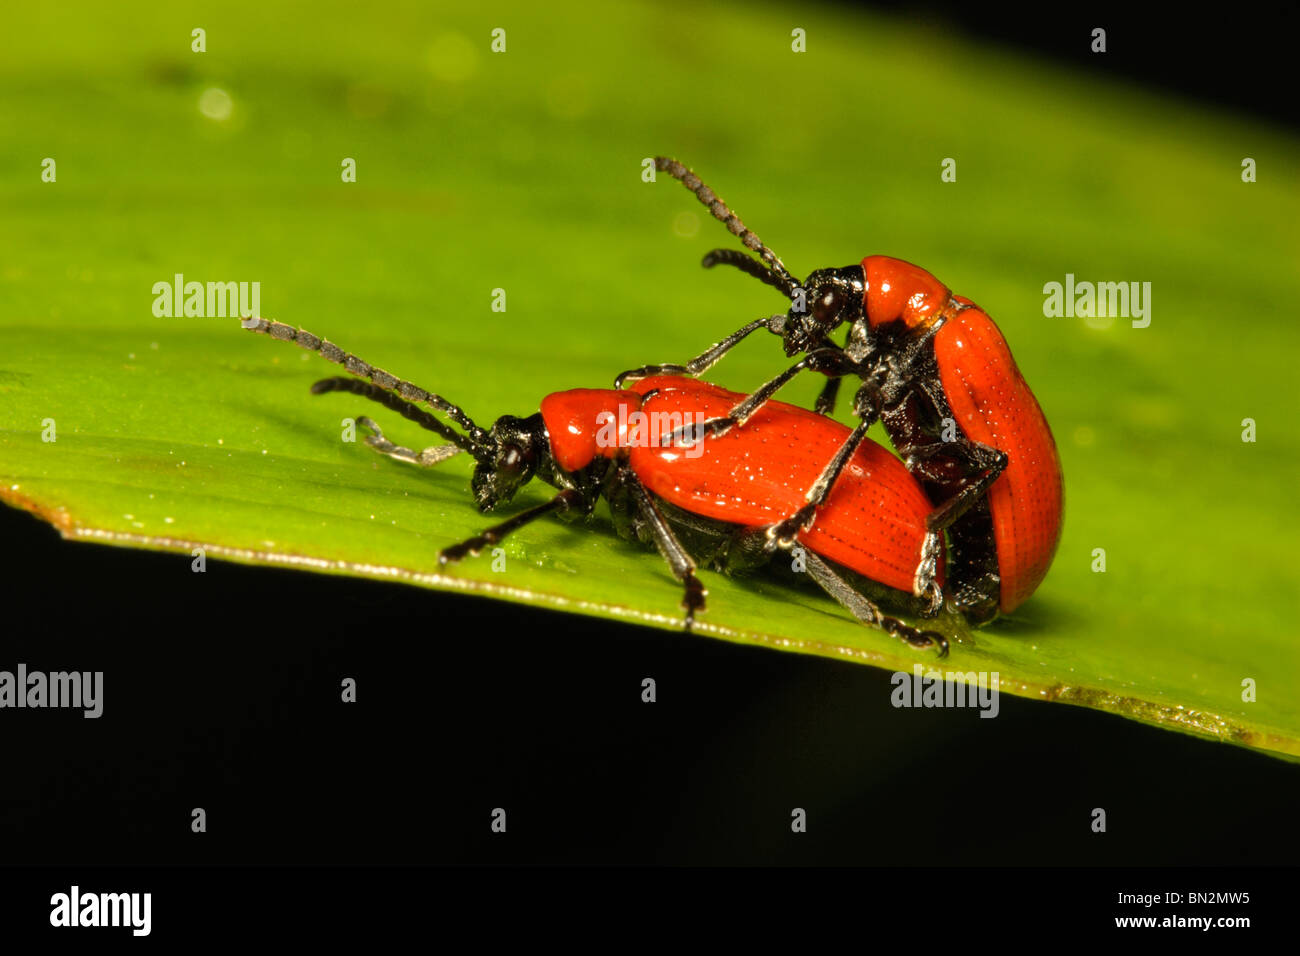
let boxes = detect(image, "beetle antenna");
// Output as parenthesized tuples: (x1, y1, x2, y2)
(308, 376, 485, 459)
(654, 156, 799, 297)
(700, 248, 796, 297)
(240, 316, 494, 457)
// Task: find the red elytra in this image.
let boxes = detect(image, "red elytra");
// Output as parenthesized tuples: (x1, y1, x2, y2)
(858, 255, 1062, 613)
(931, 293, 1063, 612)
(541, 375, 942, 596)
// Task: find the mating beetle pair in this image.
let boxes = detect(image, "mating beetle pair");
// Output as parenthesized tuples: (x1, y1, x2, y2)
(241, 316, 949, 654)
(619, 157, 1063, 625)
(243, 156, 1061, 654)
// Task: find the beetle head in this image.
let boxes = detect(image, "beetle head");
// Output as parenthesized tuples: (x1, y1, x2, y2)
(471, 414, 545, 510)
(781, 265, 866, 356)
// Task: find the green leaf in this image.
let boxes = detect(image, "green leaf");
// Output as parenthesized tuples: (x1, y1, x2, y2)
(3, 2, 1298, 759)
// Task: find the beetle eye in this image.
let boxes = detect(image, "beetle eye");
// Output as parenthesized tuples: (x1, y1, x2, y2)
(501, 445, 523, 470)
(813, 289, 841, 324)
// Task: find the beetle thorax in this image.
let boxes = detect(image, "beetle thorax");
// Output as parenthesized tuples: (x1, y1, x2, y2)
(862, 255, 951, 331)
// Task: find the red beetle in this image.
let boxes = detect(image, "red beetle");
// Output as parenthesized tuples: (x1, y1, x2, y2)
(241, 317, 950, 653)
(618, 158, 1063, 623)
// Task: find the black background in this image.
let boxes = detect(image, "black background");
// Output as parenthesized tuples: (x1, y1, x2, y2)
(2, 1, 1295, 929)
(5, 499, 1300, 867)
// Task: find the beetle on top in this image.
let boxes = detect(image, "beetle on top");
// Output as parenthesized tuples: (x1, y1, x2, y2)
(618, 157, 1063, 624)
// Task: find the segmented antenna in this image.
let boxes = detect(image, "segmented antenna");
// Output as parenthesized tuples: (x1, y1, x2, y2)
(701, 248, 793, 295)
(240, 317, 492, 452)
(309, 376, 477, 457)
(654, 156, 798, 297)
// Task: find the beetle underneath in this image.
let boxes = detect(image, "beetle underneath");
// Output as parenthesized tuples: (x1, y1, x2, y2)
(241, 316, 952, 654)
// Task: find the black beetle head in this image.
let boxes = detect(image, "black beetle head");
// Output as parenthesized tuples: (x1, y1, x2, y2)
(782, 265, 865, 356)
(471, 414, 545, 510)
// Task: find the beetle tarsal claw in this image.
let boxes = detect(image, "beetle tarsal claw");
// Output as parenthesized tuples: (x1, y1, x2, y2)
(921, 582, 943, 618)
(894, 622, 948, 658)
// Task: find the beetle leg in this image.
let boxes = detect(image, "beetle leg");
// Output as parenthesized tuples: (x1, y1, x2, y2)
(800, 550, 948, 657)
(916, 442, 1008, 535)
(813, 375, 842, 416)
(664, 357, 812, 444)
(614, 315, 778, 388)
(617, 466, 708, 630)
(904, 377, 1011, 534)
(661, 348, 849, 446)
(894, 440, 1005, 619)
(439, 488, 586, 565)
(355, 416, 463, 468)
(810, 329, 851, 416)
(949, 571, 1001, 624)
(764, 417, 875, 548)
(914, 531, 944, 617)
